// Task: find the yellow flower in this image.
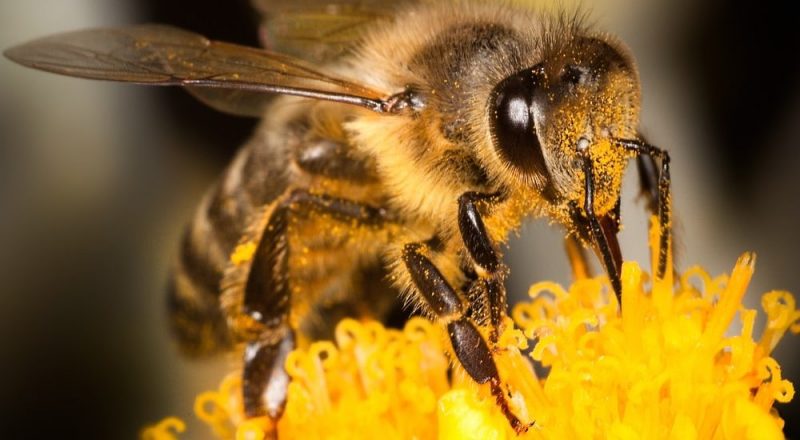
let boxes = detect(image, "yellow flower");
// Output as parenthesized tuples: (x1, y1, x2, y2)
(140, 417, 185, 440)
(143, 218, 798, 439)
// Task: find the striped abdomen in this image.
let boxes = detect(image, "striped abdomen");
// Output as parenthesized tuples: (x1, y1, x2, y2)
(168, 123, 291, 356)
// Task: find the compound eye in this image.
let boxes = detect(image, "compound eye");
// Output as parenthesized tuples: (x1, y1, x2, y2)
(489, 68, 548, 178)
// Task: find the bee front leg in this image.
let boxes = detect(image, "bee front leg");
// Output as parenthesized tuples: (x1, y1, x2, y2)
(616, 139, 672, 279)
(457, 192, 507, 343)
(402, 243, 529, 434)
(239, 189, 388, 419)
(636, 149, 671, 278)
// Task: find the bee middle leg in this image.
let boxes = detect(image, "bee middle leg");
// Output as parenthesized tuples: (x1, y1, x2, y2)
(238, 189, 388, 419)
(402, 242, 529, 433)
(457, 191, 508, 343)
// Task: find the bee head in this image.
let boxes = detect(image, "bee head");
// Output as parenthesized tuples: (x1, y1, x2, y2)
(488, 36, 640, 214)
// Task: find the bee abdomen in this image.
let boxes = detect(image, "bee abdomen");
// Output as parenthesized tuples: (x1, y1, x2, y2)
(168, 207, 238, 356)
(168, 139, 291, 356)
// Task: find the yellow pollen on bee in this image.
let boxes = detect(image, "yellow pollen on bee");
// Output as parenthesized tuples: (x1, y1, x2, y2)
(230, 241, 257, 265)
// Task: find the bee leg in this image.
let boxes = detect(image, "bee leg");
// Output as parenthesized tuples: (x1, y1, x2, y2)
(564, 235, 593, 280)
(457, 192, 507, 343)
(242, 330, 295, 419)
(240, 194, 293, 419)
(241, 189, 388, 419)
(615, 139, 672, 279)
(402, 243, 530, 434)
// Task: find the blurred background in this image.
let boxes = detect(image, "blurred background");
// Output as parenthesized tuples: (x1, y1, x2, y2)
(0, 0, 797, 438)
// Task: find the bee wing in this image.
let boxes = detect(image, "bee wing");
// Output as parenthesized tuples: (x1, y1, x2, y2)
(4, 24, 389, 116)
(252, 0, 417, 63)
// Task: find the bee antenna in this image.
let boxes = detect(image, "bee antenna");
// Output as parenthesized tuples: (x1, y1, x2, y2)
(380, 87, 426, 114)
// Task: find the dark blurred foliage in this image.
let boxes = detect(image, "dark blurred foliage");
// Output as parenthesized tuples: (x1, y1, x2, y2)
(1, 1, 259, 438)
(1, 0, 798, 438)
(686, 0, 800, 202)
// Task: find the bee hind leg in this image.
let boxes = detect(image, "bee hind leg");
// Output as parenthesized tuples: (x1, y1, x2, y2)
(238, 189, 389, 419)
(242, 329, 295, 419)
(402, 242, 531, 434)
(238, 192, 293, 419)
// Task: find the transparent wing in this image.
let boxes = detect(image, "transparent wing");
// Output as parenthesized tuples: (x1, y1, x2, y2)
(252, 0, 417, 63)
(4, 24, 388, 116)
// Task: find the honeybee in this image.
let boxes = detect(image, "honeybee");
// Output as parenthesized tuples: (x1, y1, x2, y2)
(5, 0, 671, 433)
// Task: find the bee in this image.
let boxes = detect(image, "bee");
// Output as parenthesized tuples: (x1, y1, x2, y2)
(5, 0, 672, 433)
